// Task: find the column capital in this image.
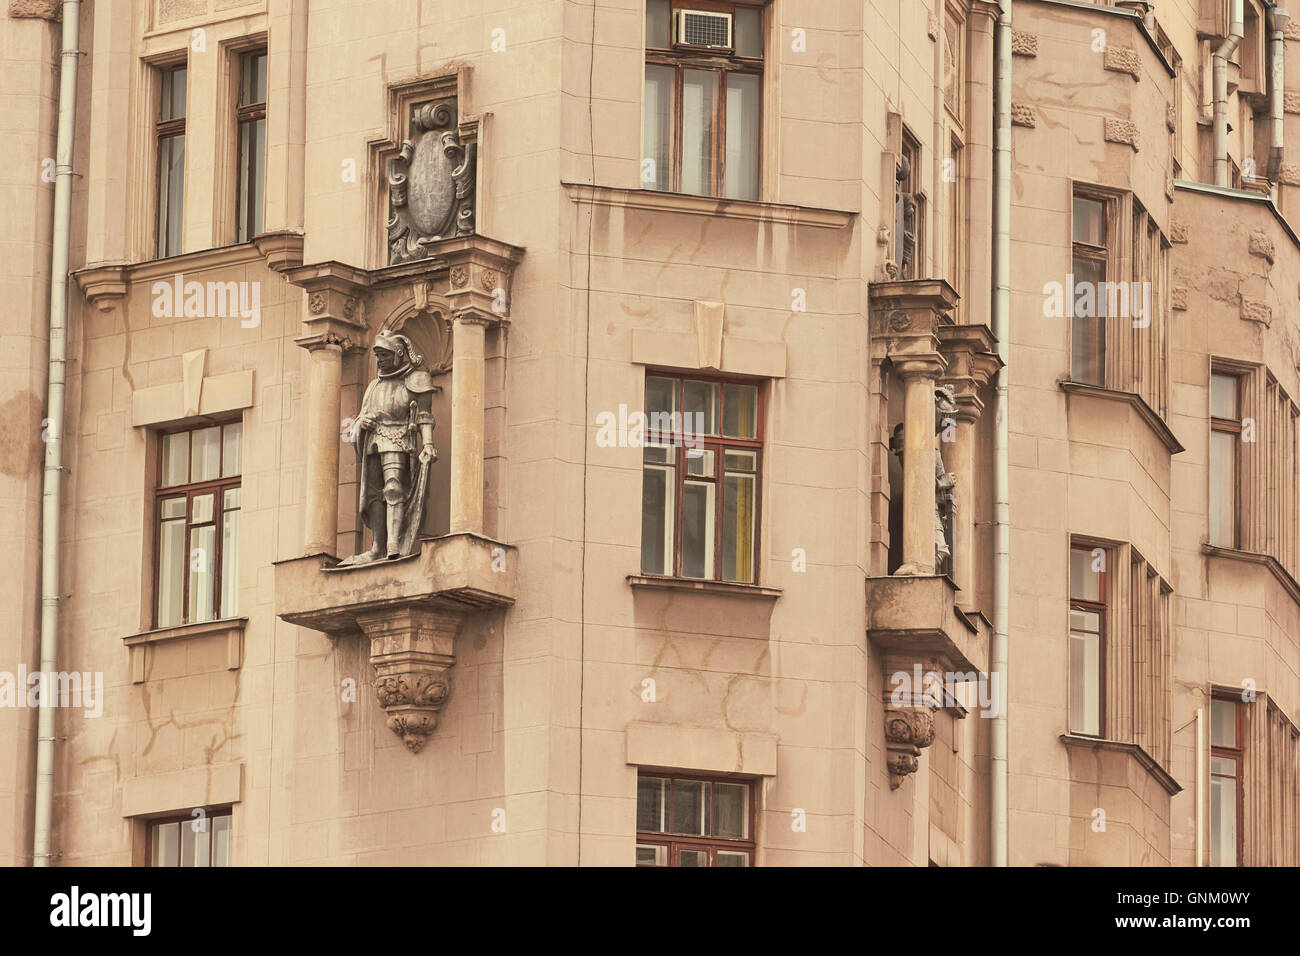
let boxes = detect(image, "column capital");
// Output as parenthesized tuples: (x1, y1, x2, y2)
(893, 354, 947, 381)
(451, 308, 496, 328)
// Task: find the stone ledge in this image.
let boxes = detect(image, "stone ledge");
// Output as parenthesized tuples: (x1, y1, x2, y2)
(275, 533, 515, 635)
(123, 617, 247, 684)
(626, 721, 777, 777)
(562, 182, 857, 229)
(865, 574, 986, 674)
(627, 574, 782, 601)
(1202, 544, 1300, 608)
(121, 762, 244, 818)
(1059, 381, 1184, 454)
(1058, 734, 1181, 796)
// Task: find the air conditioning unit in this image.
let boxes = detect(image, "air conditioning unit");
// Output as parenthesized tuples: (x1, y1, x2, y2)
(674, 8, 733, 50)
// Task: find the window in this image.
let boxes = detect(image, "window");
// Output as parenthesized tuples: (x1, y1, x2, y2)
(946, 135, 963, 304)
(1070, 190, 1109, 385)
(1130, 204, 1169, 419)
(896, 130, 925, 280)
(147, 808, 232, 867)
(1068, 544, 1105, 737)
(155, 422, 242, 628)
(1210, 696, 1244, 867)
(643, 0, 763, 199)
(636, 773, 755, 866)
(235, 49, 267, 243)
(1209, 371, 1241, 548)
(640, 374, 761, 583)
(156, 63, 188, 258)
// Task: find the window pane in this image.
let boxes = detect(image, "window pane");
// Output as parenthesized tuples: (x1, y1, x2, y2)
(189, 525, 216, 624)
(1209, 430, 1238, 547)
(157, 518, 186, 627)
(157, 135, 186, 258)
(679, 848, 708, 866)
(725, 449, 756, 472)
(683, 380, 719, 435)
(222, 423, 243, 477)
(636, 844, 667, 866)
(681, 480, 716, 578)
(1071, 256, 1106, 384)
(1210, 373, 1238, 419)
(162, 68, 187, 121)
(237, 117, 266, 242)
(1210, 774, 1237, 866)
(160, 496, 186, 520)
(734, 6, 762, 58)
(713, 782, 748, 839)
(645, 0, 670, 48)
(685, 448, 714, 476)
(152, 822, 178, 867)
(637, 776, 665, 832)
(681, 69, 718, 196)
(161, 432, 190, 487)
(643, 65, 674, 191)
(193, 816, 211, 868)
(646, 376, 677, 417)
(722, 383, 758, 438)
(641, 464, 674, 574)
(191, 492, 214, 525)
(724, 72, 760, 200)
(723, 472, 755, 583)
(1073, 195, 1105, 245)
(191, 426, 221, 482)
(1210, 699, 1237, 748)
(670, 779, 707, 835)
(1069, 548, 1102, 601)
(1069, 628, 1101, 736)
(239, 51, 267, 106)
(180, 818, 197, 867)
(221, 505, 240, 619)
(212, 814, 231, 867)
(716, 850, 750, 867)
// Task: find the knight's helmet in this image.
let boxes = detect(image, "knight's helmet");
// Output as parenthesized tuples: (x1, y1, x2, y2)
(373, 329, 424, 370)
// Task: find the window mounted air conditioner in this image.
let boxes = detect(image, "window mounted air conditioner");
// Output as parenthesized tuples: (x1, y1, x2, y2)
(674, 8, 734, 50)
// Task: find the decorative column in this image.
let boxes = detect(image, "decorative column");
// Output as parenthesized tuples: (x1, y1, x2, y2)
(450, 311, 488, 535)
(938, 324, 1001, 605)
(895, 355, 946, 575)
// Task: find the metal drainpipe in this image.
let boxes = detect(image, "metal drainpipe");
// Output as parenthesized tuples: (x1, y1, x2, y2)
(33, 0, 83, 867)
(1268, 5, 1290, 184)
(991, 0, 1011, 868)
(1215, 0, 1244, 187)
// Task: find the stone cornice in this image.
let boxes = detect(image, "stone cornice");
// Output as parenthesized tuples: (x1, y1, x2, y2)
(627, 574, 782, 601)
(1059, 381, 1185, 455)
(562, 182, 857, 229)
(1202, 544, 1300, 610)
(1058, 734, 1182, 796)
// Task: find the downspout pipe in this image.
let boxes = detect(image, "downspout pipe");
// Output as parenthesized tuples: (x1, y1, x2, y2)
(991, 0, 1011, 868)
(33, 0, 83, 867)
(1215, 0, 1244, 187)
(1267, 5, 1290, 183)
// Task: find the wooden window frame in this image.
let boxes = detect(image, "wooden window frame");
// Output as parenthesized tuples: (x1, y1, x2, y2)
(1209, 694, 1246, 867)
(644, 1, 764, 198)
(1210, 367, 1243, 550)
(898, 127, 926, 280)
(155, 61, 188, 259)
(635, 770, 757, 866)
(1070, 185, 1116, 386)
(1068, 542, 1107, 738)
(145, 806, 232, 867)
(152, 421, 242, 629)
(234, 46, 268, 244)
(641, 370, 764, 584)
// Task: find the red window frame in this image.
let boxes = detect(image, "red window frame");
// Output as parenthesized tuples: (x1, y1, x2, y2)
(145, 807, 232, 867)
(1068, 543, 1107, 738)
(1209, 695, 1245, 867)
(635, 771, 757, 866)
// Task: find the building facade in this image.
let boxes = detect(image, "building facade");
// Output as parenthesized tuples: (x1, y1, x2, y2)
(1, 0, 1298, 866)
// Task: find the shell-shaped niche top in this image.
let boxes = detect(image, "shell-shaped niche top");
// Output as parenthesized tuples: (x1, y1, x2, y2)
(387, 101, 476, 265)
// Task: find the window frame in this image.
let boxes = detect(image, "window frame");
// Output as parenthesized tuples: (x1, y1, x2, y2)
(1209, 694, 1245, 867)
(643, 0, 765, 199)
(154, 60, 189, 259)
(1069, 185, 1116, 386)
(145, 806, 233, 867)
(152, 420, 242, 630)
(1209, 368, 1243, 550)
(635, 770, 757, 867)
(234, 46, 268, 244)
(1068, 542, 1107, 738)
(640, 370, 765, 584)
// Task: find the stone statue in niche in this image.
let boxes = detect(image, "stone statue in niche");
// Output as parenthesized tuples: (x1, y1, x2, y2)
(387, 101, 476, 265)
(338, 331, 439, 567)
(894, 157, 917, 280)
(889, 383, 960, 573)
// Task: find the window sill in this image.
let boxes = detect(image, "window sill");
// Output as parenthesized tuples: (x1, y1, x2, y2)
(123, 617, 247, 684)
(563, 182, 856, 229)
(627, 574, 782, 601)
(1059, 381, 1184, 454)
(1058, 733, 1182, 796)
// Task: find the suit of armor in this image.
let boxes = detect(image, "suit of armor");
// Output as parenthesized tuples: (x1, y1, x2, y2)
(339, 331, 438, 566)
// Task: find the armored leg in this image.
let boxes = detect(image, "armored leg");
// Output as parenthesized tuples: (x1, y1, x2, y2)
(381, 452, 408, 559)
